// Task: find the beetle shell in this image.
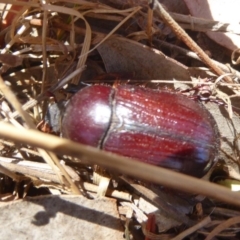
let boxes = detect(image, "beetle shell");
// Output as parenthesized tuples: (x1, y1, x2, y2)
(62, 85, 219, 177)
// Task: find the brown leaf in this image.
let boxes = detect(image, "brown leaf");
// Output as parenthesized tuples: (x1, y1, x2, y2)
(97, 36, 191, 80)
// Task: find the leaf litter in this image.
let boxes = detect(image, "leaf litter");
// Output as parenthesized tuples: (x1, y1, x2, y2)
(0, 0, 240, 239)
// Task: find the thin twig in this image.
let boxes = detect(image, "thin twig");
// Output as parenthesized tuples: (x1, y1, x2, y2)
(152, 1, 233, 83)
(154, 39, 240, 80)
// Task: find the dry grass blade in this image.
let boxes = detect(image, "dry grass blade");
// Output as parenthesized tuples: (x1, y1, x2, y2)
(1, 22, 30, 54)
(41, 4, 92, 85)
(0, 76, 36, 128)
(83, 182, 132, 201)
(79, 6, 141, 66)
(206, 207, 240, 218)
(171, 217, 211, 240)
(0, 161, 61, 183)
(205, 216, 240, 240)
(8, 65, 85, 120)
(0, 76, 80, 194)
(41, 8, 48, 93)
(0, 164, 21, 181)
(0, 155, 132, 199)
(0, 122, 240, 207)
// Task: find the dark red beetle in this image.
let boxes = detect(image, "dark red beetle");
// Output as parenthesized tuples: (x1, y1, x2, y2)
(62, 85, 219, 177)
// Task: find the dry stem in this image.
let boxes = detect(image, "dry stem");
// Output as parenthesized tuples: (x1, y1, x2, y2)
(0, 122, 240, 207)
(152, 1, 233, 84)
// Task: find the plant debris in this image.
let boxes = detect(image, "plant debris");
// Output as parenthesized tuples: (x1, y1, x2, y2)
(0, 0, 240, 239)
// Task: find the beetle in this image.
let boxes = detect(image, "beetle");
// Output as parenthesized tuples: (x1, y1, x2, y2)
(62, 85, 219, 178)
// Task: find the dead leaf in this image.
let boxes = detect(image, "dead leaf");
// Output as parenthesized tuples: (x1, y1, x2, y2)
(97, 36, 191, 80)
